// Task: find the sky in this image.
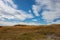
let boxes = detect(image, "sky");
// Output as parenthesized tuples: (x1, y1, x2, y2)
(0, 0, 60, 26)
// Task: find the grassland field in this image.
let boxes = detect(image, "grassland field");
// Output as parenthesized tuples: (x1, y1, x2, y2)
(0, 24, 60, 40)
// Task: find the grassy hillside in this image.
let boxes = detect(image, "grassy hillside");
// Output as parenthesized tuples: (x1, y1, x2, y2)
(0, 24, 60, 40)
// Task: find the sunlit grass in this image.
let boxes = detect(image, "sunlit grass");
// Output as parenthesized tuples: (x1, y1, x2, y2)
(0, 24, 60, 40)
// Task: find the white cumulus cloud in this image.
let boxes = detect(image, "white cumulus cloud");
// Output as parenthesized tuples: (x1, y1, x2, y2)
(32, 0, 60, 24)
(0, 0, 33, 19)
(0, 0, 34, 26)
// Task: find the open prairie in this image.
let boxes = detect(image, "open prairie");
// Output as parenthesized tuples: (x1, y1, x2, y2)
(0, 24, 60, 40)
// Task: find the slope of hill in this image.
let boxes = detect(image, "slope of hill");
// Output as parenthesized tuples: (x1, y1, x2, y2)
(0, 24, 60, 40)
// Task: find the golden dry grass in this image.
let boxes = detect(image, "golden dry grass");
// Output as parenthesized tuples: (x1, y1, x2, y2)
(0, 24, 60, 40)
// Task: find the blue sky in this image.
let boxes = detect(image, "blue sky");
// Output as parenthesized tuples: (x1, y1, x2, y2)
(0, 0, 60, 26)
(13, 0, 35, 11)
